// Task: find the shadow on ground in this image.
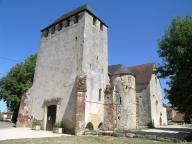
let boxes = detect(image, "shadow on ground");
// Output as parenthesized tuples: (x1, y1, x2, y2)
(125, 126, 192, 142)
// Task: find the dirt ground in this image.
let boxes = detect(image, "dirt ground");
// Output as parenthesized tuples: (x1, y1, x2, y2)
(0, 136, 192, 144)
(0, 122, 191, 143)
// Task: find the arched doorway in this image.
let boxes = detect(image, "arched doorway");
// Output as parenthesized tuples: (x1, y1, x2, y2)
(85, 122, 94, 130)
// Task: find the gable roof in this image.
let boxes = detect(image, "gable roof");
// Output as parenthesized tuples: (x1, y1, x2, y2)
(108, 64, 134, 76)
(128, 63, 155, 91)
(41, 4, 108, 32)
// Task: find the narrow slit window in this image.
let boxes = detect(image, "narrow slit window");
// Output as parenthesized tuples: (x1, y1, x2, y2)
(93, 17, 96, 25)
(99, 88, 102, 101)
(74, 15, 79, 24)
(100, 23, 103, 31)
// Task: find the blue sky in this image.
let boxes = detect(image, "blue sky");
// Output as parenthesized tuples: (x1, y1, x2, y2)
(0, 0, 192, 111)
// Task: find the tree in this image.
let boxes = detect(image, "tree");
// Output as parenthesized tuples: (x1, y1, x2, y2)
(157, 16, 192, 118)
(0, 54, 37, 123)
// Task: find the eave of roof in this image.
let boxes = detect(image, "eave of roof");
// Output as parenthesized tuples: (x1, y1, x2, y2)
(41, 4, 108, 32)
(108, 64, 135, 76)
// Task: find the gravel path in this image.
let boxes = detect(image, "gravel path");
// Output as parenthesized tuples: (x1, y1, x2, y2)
(0, 122, 70, 141)
(0, 121, 15, 129)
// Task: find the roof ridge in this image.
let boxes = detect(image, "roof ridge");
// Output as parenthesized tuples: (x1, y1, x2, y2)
(128, 62, 155, 68)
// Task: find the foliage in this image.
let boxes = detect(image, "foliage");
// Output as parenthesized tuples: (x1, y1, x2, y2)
(53, 122, 63, 128)
(0, 54, 37, 123)
(157, 16, 192, 117)
(85, 122, 94, 130)
(111, 132, 121, 137)
(32, 119, 42, 128)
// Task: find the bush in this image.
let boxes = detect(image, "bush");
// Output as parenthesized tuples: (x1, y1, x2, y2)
(111, 132, 121, 137)
(32, 119, 41, 128)
(54, 122, 62, 128)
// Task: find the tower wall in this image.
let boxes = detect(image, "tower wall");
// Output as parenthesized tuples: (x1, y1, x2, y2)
(110, 74, 137, 130)
(26, 11, 86, 134)
(83, 12, 108, 130)
(17, 7, 109, 134)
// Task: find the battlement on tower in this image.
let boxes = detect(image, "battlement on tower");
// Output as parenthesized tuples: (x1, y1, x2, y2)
(41, 4, 107, 38)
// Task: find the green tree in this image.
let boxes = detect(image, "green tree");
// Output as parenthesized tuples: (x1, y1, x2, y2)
(0, 54, 37, 123)
(157, 16, 192, 118)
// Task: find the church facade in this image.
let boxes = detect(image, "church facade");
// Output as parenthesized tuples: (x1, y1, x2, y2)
(16, 4, 167, 135)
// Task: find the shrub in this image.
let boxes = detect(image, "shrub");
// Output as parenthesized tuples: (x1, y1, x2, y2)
(112, 132, 121, 137)
(32, 119, 41, 128)
(54, 122, 62, 128)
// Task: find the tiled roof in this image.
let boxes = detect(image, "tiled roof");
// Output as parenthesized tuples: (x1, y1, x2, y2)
(128, 63, 155, 86)
(108, 64, 134, 76)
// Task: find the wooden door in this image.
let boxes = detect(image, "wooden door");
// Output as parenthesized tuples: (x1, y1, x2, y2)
(46, 105, 56, 131)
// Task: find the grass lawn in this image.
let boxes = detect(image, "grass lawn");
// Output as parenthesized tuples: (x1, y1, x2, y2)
(0, 136, 192, 144)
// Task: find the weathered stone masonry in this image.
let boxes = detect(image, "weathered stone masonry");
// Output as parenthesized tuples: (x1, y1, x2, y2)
(17, 92, 32, 127)
(16, 4, 167, 134)
(75, 75, 87, 134)
(103, 84, 115, 130)
(105, 65, 137, 130)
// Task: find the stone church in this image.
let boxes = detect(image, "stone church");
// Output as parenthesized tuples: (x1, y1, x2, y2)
(16, 4, 167, 134)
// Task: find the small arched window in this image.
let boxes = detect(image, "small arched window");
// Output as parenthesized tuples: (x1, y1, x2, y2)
(99, 88, 102, 101)
(98, 122, 103, 129)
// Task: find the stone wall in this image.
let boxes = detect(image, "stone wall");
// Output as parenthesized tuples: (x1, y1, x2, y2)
(161, 107, 168, 125)
(110, 74, 137, 130)
(22, 9, 108, 134)
(103, 84, 116, 130)
(83, 12, 108, 130)
(16, 91, 32, 127)
(150, 74, 168, 127)
(26, 11, 86, 133)
(135, 73, 168, 128)
(136, 85, 152, 127)
(75, 75, 87, 135)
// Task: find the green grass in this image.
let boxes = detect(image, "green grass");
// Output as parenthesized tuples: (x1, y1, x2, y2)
(0, 136, 191, 144)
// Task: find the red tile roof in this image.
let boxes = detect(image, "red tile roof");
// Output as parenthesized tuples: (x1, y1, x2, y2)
(128, 63, 155, 91)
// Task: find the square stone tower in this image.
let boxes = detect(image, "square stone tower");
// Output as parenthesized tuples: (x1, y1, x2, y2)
(17, 4, 108, 135)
